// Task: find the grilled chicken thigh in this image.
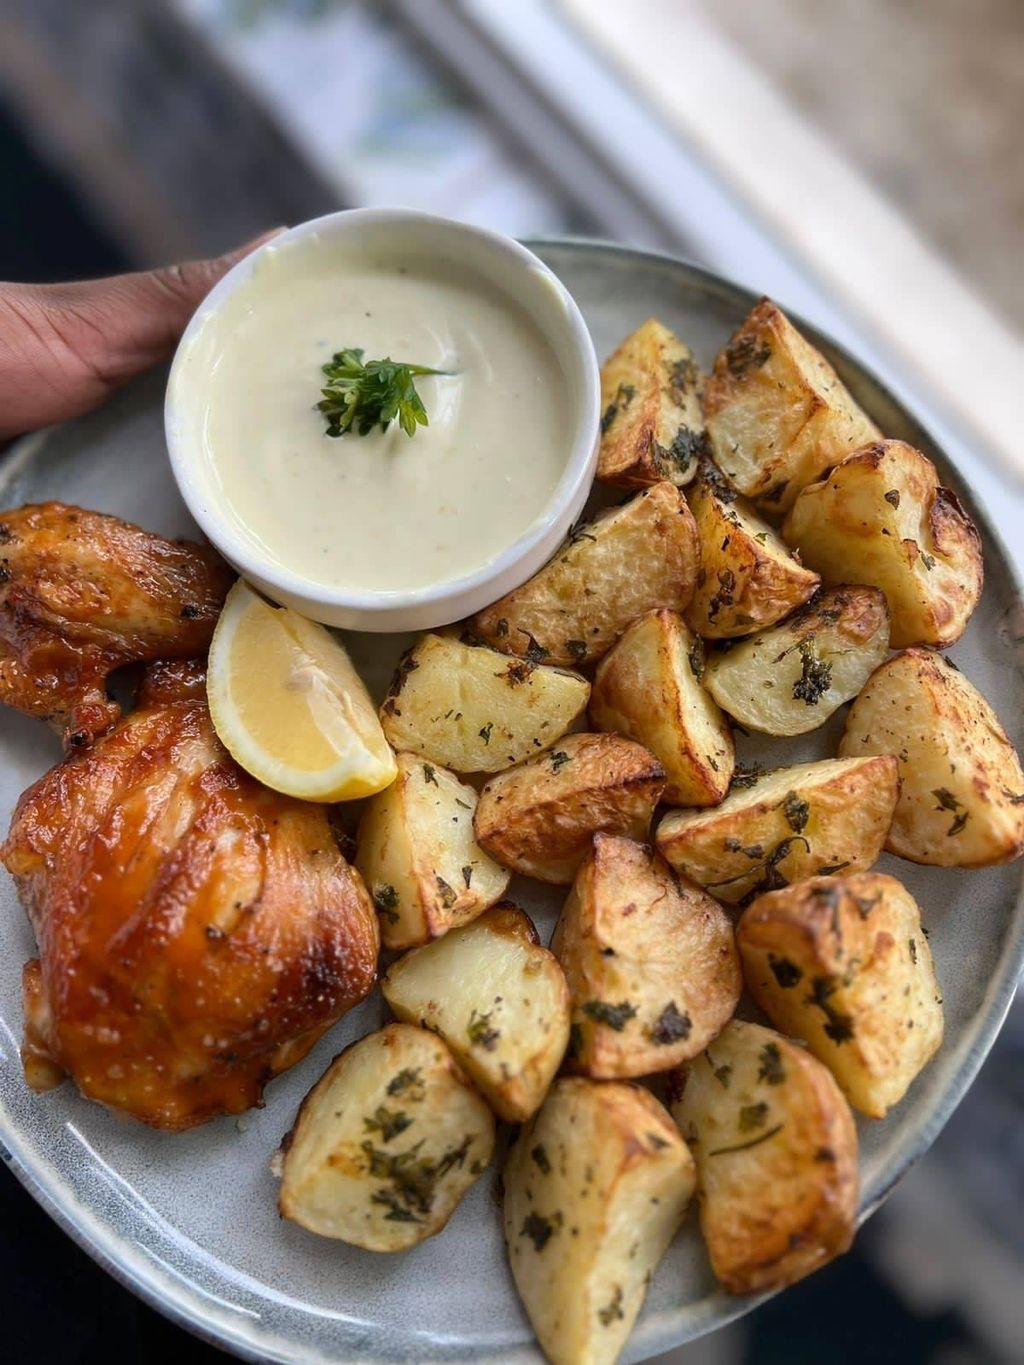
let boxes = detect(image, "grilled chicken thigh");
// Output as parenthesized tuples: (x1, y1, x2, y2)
(0, 502, 232, 747)
(1, 660, 379, 1130)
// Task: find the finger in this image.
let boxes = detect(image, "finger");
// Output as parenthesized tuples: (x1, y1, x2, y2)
(0, 229, 284, 441)
(46, 228, 286, 382)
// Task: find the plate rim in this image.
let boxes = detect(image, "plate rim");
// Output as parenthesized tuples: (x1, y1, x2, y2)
(1, 236, 1022, 1364)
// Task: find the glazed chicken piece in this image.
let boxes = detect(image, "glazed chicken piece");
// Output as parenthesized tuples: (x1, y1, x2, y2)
(0, 502, 233, 748)
(1, 660, 379, 1130)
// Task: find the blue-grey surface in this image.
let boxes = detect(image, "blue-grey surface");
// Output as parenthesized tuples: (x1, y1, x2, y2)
(0, 244, 1021, 1363)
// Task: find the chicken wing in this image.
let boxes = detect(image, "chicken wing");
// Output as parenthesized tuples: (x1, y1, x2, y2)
(0, 502, 233, 747)
(1, 660, 379, 1130)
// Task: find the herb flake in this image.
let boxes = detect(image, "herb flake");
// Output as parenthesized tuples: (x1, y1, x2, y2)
(582, 999, 637, 1032)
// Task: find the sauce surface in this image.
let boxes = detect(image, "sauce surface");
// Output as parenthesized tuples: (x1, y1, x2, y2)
(187, 237, 570, 594)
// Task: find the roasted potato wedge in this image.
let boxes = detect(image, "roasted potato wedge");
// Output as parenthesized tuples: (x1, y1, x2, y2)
(783, 440, 983, 648)
(380, 633, 589, 773)
(504, 1077, 695, 1365)
(670, 1018, 858, 1294)
(590, 608, 734, 806)
(704, 586, 890, 736)
(355, 751, 510, 949)
(703, 298, 880, 512)
(551, 834, 741, 1078)
(839, 648, 1024, 866)
(381, 904, 570, 1121)
(474, 732, 665, 884)
(685, 460, 819, 639)
(737, 873, 944, 1118)
(277, 1023, 494, 1251)
(597, 318, 706, 489)
(470, 481, 699, 666)
(655, 755, 899, 905)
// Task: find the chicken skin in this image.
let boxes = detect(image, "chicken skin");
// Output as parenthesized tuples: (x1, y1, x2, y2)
(1, 660, 379, 1130)
(0, 502, 233, 748)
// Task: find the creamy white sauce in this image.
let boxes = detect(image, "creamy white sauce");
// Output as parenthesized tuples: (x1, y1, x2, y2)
(188, 237, 570, 594)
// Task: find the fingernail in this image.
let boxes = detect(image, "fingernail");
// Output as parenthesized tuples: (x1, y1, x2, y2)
(221, 228, 288, 264)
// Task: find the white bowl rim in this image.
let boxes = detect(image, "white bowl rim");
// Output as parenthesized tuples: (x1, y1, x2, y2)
(164, 207, 601, 614)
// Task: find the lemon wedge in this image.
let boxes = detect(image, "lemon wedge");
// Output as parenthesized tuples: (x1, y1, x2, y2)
(207, 580, 397, 802)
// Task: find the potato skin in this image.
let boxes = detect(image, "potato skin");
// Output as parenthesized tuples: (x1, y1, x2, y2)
(737, 873, 944, 1118)
(783, 440, 983, 648)
(277, 1023, 494, 1252)
(379, 633, 589, 773)
(704, 298, 880, 512)
(685, 460, 819, 639)
(503, 1077, 695, 1365)
(670, 1019, 858, 1294)
(704, 586, 890, 736)
(590, 608, 734, 806)
(355, 751, 510, 949)
(471, 481, 700, 666)
(656, 755, 899, 905)
(473, 732, 665, 884)
(551, 833, 741, 1078)
(839, 648, 1024, 866)
(381, 904, 570, 1122)
(597, 318, 706, 489)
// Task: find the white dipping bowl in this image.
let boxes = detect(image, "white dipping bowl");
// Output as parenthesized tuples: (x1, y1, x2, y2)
(165, 209, 600, 632)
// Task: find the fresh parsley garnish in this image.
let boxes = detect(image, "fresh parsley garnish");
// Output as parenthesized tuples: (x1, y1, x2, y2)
(318, 347, 445, 439)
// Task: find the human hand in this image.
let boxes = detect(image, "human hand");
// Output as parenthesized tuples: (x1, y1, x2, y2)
(0, 231, 280, 442)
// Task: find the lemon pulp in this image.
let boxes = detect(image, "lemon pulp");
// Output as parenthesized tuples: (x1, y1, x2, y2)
(207, 580, 397, 802)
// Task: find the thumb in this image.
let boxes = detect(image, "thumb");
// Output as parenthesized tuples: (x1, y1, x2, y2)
(70, 227, 287, 378)
(0, 229, 284, 441)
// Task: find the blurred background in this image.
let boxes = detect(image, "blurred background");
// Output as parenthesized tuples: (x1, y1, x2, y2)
(0, 1, 1021, 1361)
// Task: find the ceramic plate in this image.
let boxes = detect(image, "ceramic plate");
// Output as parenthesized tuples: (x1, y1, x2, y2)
(1, 242, 1022, 1363)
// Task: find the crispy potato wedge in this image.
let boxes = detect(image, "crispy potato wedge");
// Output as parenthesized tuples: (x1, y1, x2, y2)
(704, 586, 890, 736)
(355, 751, 510, 949)
(783, 440, 983, 648)
(670, 1018, 858, 1294)
(839, 648, 1024, 866)
(655, 755, 899, 906)
(474, 732, 665, 884)
(470, 481, 699, 666)
(380, 633, 589, 774)
(551, 834, 741, 1078)
(685, 460, 819, 639)
(703, 298, 880, 512)
(737, 873, 944, 1118)
(504, 1077, 695, 1365)
(590, 608, 734, 806)
(597, 318, 706, 489)
(381, 904, 570, 1121)
(277, 1023, 494, 1251)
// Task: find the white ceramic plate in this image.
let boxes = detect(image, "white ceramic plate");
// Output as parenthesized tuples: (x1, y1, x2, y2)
(1, 242, 1022, 1363)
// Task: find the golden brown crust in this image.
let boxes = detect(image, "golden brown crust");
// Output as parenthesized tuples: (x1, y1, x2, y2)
(783, 441, 983, 648)
(0, 502, 232, 747)
(597, 318, 706, 489)
(471, 482, 700, 666)
(685, 461, 819, 640)
(381, 903, 569, 1121)
(551, 833, 741, 1079)
(655, 755, 899, 904)
(704, 586, 890, 736)
(1, 666, 378, 1129)
(590, 608, 734, 806)
(278, 1024, 494, 1250)
(839, 648, 1024, 866)
(704, 299, 880, 512)
(503, 1076, 695, 1364)
(737, 872, 944, 1117)
(671, 1019, 858, 1294)
(473, 733, 665, 884)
